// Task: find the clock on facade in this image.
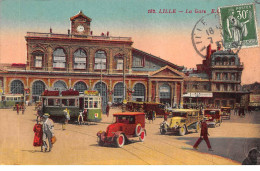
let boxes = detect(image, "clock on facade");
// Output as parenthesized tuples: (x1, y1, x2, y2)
(77, 25, 85, 32)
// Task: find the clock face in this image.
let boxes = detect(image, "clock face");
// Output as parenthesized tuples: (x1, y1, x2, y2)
(77, 25, 84, 32)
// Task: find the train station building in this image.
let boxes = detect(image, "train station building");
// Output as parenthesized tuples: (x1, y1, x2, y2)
(0, 11, 185, 111)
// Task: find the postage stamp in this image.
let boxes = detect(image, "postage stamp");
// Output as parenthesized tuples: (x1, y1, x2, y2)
(218, 3, 259, 49)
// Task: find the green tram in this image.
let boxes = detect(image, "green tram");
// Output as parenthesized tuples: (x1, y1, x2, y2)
(41, 90, 102, 122)
(81, 90, 102, 122)
(0, 94, 24, 109)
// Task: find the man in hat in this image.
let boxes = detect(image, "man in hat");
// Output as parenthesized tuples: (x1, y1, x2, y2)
(193, 117, 213, 151)
(42, 113, 54, 152)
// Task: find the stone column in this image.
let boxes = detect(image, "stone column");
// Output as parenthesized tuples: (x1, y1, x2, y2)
(148, 79, 152, 102)
(174, 82, 177, 107)
(3, 77, 7, 93)
(69, 78, 71, 89)
(68, 46, 73, 72)
(48, 79, 51, 88)
(109, 49, 113, 74)
(128, 49, 132, 73)
(155, 81, 159, 102)
(171, 82, 175, 107)
(47, 46, 53, 71)
(89, 48, 94, 72)
(128, 79, 132, 101)
(109, 79, 112, 103)
(180, 81, 184, 108)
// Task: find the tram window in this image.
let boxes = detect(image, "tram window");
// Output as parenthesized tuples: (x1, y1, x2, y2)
(14, 97, 17, 101)
(85, 101, 88, 108)
(6, 97, 10, 101)
(89, 101, 93, 108)
(69, 99, 75, 106)
(62, 99, 67, 106)
(48, 99, 54, 106)
(94, 101, 98, 108)
(55, 99, 60, 106)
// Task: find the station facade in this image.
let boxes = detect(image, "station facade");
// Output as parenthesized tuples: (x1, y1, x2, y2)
(0, 11, 185, 112)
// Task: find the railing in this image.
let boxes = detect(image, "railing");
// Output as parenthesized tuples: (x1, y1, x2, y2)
(26, 32, 132, 41)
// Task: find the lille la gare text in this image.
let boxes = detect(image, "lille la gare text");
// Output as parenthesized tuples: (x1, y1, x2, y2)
(148, 9, 220, 14)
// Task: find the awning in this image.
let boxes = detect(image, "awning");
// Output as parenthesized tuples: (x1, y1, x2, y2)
(183, 92, 213, 98)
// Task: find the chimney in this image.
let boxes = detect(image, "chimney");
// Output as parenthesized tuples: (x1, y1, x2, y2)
(50, 27, 52, 33)
(206, 44, 211, 59)
(107, 31, 109, 37)
(68, 29, 70, 35)
(90, 31, 93, 35)
(217, 43, 221, 51)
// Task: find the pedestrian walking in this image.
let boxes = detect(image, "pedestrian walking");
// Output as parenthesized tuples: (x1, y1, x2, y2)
(42, 113, 54, 152)
(78, 111, 84, 125)
(21, 104, 25, 115)
(193, 117, 213, 151)
(62, 108, 70, 130)
(16, 104, 19, 115)
(33, 117, 43, 151)
(106, 104, 110, 117)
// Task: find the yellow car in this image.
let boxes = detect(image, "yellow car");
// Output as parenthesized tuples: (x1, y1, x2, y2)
(160, 109, 203, 136)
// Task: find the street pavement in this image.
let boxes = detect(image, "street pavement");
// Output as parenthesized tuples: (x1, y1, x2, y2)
(0, 106, 259, 165)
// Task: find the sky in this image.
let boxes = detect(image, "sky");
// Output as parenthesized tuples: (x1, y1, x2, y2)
(0, 0, 259, 84)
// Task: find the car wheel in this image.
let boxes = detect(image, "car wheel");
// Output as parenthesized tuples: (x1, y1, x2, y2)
(135, 124, 142, 137)
(139, 130, 145, 142)
(179, 126, 186, 136)
(115, 134, 125, 148)
(97, 136, 104, 146)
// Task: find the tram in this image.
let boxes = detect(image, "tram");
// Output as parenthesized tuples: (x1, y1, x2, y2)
(41, 90, 80, 119)
(81, 90, 102, 122)
(0, 94, 24, 109)
(41, 89, 102, 122)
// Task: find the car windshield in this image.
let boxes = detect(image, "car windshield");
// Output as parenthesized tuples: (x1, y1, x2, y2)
(115, 115, 135, 124)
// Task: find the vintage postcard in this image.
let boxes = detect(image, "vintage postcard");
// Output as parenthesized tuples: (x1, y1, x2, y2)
(0, 0, 259, 166)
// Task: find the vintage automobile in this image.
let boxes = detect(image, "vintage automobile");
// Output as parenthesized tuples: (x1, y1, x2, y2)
(203, 109, 221, 127)
(221, 107, 231, 120)
(159, 109, 203, 136)
(97, 112, 146, 148)
(143, 102, 170, 118)
(126, 101, 144, 112)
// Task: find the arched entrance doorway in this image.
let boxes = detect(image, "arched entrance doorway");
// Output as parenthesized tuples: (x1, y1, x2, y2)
(132, 83, 145, 102)
(94, 82, 107, 114)
(32, 80, 45, 102)
(113, 82, 124, 103)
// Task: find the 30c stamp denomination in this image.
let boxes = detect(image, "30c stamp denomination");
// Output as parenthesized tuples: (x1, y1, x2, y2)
(218, 3, 259, 49)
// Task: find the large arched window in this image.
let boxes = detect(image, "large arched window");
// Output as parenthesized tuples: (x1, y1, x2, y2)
(74, 81, 87, 93)
(94, 82, 108, 114)
(53, 48, 66, 68)
(113, 82, 124, 103)
(94, 50, 106, 70)
(11, 80, 24, 94)
(32, 80, 45, 102)
(132, 83, 145, 102)
(53, 81, 67, 92)
(74, 49, 87, 69)
(32, 51, 44, 68)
